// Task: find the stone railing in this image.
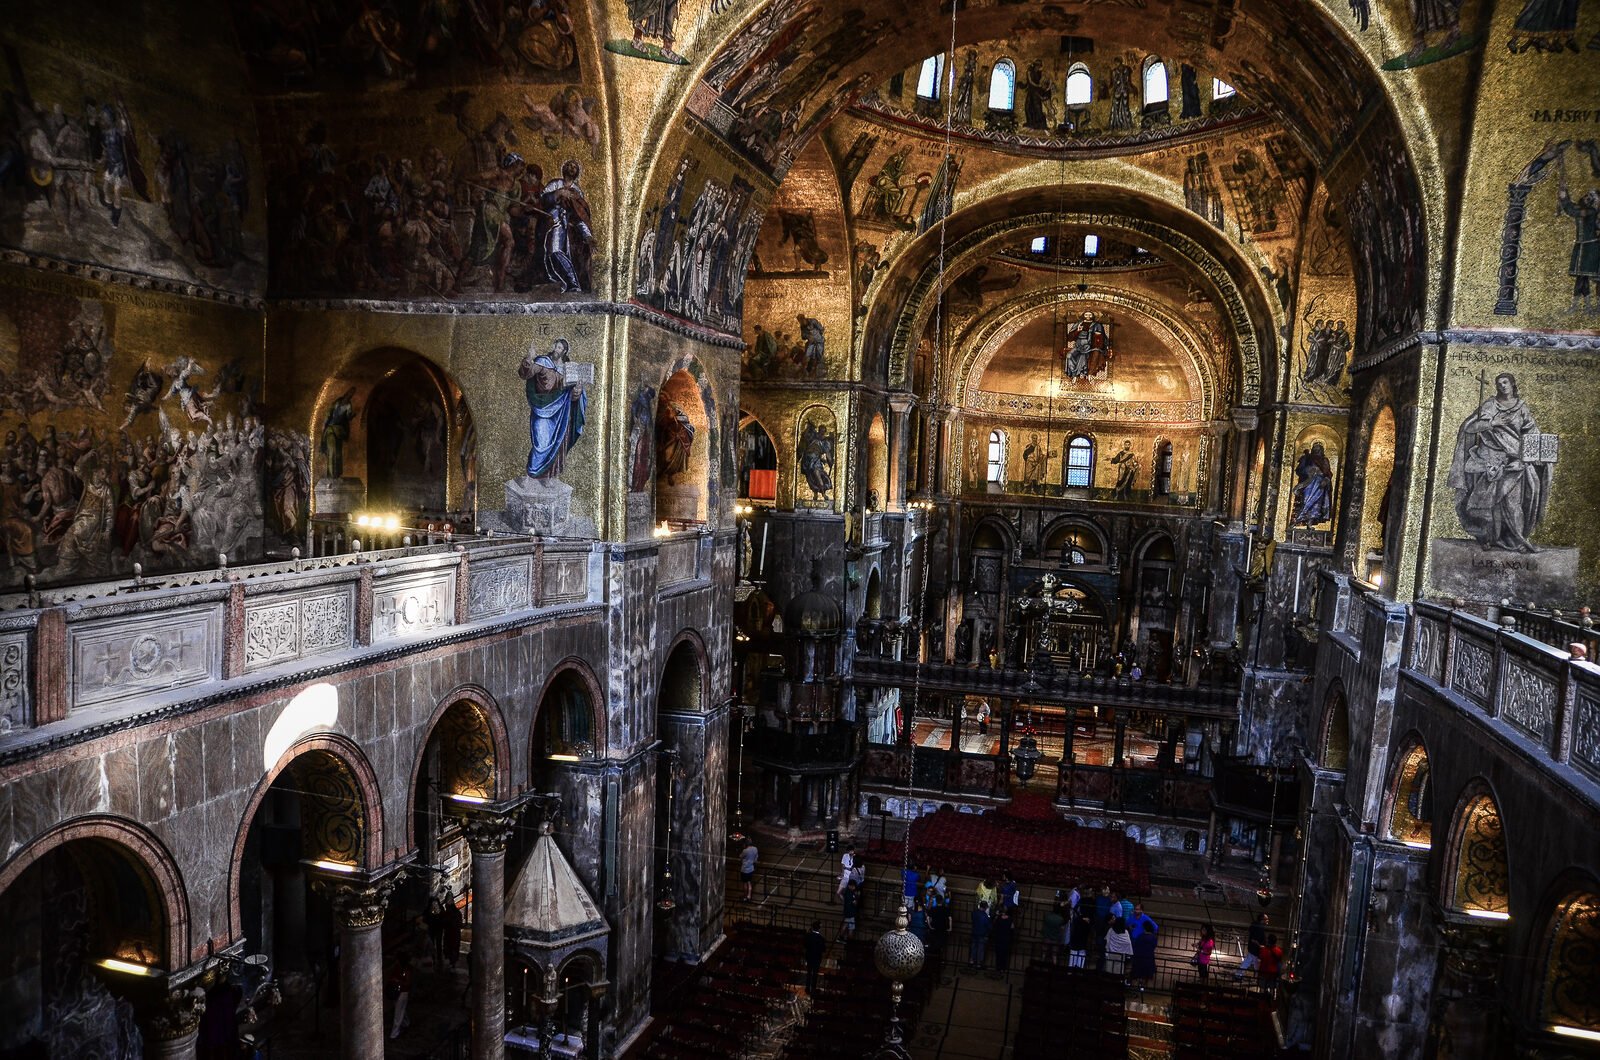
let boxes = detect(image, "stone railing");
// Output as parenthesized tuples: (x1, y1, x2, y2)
(656, 530, 713, 591)
(0, 536, 601, 751)
(850, 657, 1242, 716)
(1407, 601, 1600, 787)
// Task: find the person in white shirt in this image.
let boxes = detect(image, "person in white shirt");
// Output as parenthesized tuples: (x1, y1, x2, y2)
(836, 845, 856, 900)
(739, 840, 759, 901)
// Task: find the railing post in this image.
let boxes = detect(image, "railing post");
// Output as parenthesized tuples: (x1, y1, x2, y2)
(33, 608, 68, 726)
(1557, 659, 1578, 765)
(223, 582, 247, 679)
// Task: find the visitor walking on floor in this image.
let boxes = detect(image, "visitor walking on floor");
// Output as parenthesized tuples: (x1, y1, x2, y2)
(931, 892, 954, 954)
(1194, 924, 1216, 983)
(804, 921, 826, 993)
(1068, 904, 1092, 968)
(976, 877, 997, 910)
(1259, 933, 1284, 991)
(740, 838, 759, 901)
(970, 901, 992, 967)
(387, 953, 413, 1039)
(1238, 912, 1268, 979)
(992, 906, 1015, 972)
(1042, 901, 1065, 965)
(839, 881, 860, 941)
(1104, 916, 1133, 981)
(910, 897, 928, 943)
(1129, 910, 1158, 993)
(835, 845, 856, 901)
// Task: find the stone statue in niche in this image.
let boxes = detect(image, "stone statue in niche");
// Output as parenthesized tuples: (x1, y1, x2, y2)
(1110, 440, 1139, 498)
(1448, 372, 1553, 553)
(1062, 311, 1113, 380)
(1290, 443, 1334, 526)
(319, 388, 358, 479)
(502, 338, 594, 537)
(627, 385, 656, 492)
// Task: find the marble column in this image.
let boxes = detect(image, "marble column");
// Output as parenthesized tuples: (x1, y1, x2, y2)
(1229, 407, 1259, 525)
(319, 877, 395, 1060)
(460, 814, 517, 1060)
(143, 987, 206, 1060)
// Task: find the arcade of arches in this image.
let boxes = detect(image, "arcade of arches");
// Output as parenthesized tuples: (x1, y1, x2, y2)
(0, 1, 1597, 1058)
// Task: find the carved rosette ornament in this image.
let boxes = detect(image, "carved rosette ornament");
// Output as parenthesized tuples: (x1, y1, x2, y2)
(146, 987, 207, 1041)
(457, 811, 519, 854)
(316, 877, 397, 929)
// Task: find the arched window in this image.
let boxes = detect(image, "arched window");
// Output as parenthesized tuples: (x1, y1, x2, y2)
(1066, 63, 1093, 107)
(1030, 236, 1048, 254)
(1066, 435, 1095, 487)
(988, 59, 1016, 110)
(986, 429, 1007, 484)
(1212, 78, 1235, 100)
(1142, 58, 1169, 105)
(917, 54, 946, 99)
(1083, 234, 1100, 257)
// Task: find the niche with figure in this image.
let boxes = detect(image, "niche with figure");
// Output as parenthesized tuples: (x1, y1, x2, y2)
(655, 369, 711, 524)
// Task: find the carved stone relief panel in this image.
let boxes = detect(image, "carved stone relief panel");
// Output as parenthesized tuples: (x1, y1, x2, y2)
(1451, 638, 1494, 707)
(657, 537, 699, 588)
(542, 552, 590, 604)
(468, 558, 533, 620)
(302, 592, 354, 655)
(244, 600, 300, 671)
(1347, 595, 1367, 643)
(1411, 616, 1444, 683)
(372, 571, 456, 642)
(0, 632, 28, 733)
(1498, 660, 1556, 746)
(70, 606, 223, 709)
(1573, 691, 1600, 784)
(243, 588, 355, 673)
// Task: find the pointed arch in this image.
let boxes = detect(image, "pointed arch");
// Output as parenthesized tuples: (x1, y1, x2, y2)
(1320, 684, 1350, 772)
(1381, 733, 1432, 848)
(988, 59, 1016, 111)
(1530, 870, 1600, 1039)
(1442, 779, 1511, 918)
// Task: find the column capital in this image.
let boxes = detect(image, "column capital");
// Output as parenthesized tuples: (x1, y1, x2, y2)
(1230, 407, 1259, 432)
(315, 876, 397, 929)
(145, 986, 207, 1042)
(458, 812, 519, 855)
(887, 393, 916, 415)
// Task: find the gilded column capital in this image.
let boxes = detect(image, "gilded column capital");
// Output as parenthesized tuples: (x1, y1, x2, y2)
(316, 876, 397, 929)
(457, 811, 518, 855)
(145, 987, 207, 1041)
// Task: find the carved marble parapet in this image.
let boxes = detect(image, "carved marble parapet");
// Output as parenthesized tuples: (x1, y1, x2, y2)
(467, 557, 534, 621)
(0, 631, 28, 733)
(315, 877, 397, 929)
(540, 549, 591, 605)
(1498, 658, 1558, 744)
(370, 570, 456, 642)
(69, 604, 223, 709)
(242, 586, 356, 673)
